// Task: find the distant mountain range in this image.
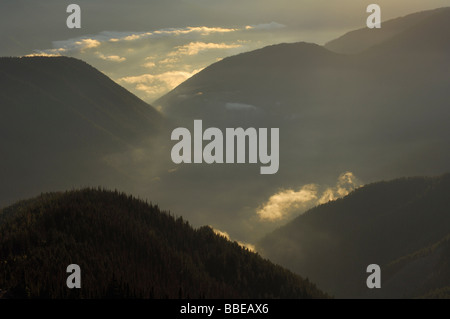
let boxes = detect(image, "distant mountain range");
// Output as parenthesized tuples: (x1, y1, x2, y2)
(1, 8, 449, 243)
(156, 7, 450, 186)
(324, 7, 448, 54)
(151, 7, 450, 237)
(258, 173, 450, 298)
(0, 7, 449, 299)
(0, 188, 326, 299)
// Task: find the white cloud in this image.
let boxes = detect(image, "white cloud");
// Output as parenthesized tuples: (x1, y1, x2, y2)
(72, 27, 240, 45)
(76, 39, 101, 50)
(40, 27, 240, 57)
(245, 22, 286, 31)
(152, 26, 238, 37)
(142, 61, 156, 68)
(318, 172, 361, 204)
(160, 57, 180, 65)
(118, 68, 203, 100)
(24, 52, 61, 57)
(120, 69, 202, 88)
(32, 22, 296, 102)
(119, 27, 238, 42)
(31, 48, 67, 56)
(51, 38, 101, 53)
(123, 33, 148, 41)
(169, 42, 242, 56)
(96, 53, 126, 62)
(257, 172, 362, 222)
(257, 184, 318, 221)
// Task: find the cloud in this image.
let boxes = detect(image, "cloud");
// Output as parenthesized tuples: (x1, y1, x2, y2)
(169, 42, 242, 56)
(37, 26, 240, 58)
(318, 172, 361, 204)
(152, 26, 238, 37)
(257, 184, 318, 221)
(245, 22, 286, 31)
(118, 27, 238, 42)
(32, 22, 296, 102)
(225, 102, 258, 111)
(120, 69, 202, 88)
(257, 172, 362, 221)
(76, 39, 101, 50)
(24, 53, 61, 57)
(123, 33, 147, 41)
(71, 27, 239, 45)
(118, 68, 203, 100)
(96, 53, 126, 62)
(142, 61, 156, 68)
(50, 38, 101, 53)
(29, 48, 66, 56)
(212, 227, 256, 252)
(160, 57, 180, 65)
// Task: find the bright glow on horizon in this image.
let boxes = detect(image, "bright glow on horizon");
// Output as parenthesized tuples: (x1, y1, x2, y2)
(27, 24, 314, 103)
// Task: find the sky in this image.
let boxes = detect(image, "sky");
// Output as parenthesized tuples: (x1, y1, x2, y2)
(2, 0, 448, 103)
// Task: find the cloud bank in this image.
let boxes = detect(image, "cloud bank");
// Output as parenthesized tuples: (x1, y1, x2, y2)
(118, 69, 204, 100)
(257, 172, 362, 221)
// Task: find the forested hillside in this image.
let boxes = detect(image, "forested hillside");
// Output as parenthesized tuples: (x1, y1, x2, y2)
(0, 189, 326, 299)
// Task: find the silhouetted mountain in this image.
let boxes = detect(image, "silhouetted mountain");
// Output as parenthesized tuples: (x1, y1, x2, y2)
(157, 42, 345, 122)
(363, 7, 450, 54)
(0, 188, 327, 299)
(0, 56, 163, 206)
(258, 173, 450, 298)
(324, 7, 449, 54)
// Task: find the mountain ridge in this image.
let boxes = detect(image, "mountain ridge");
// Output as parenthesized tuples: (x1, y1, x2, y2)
(0, 56, 164, 207)
(0, 188, 327, 299)
(325, 7, 450, 54)
(148, 7, 450, 239)
(258, 173, 450, 298)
